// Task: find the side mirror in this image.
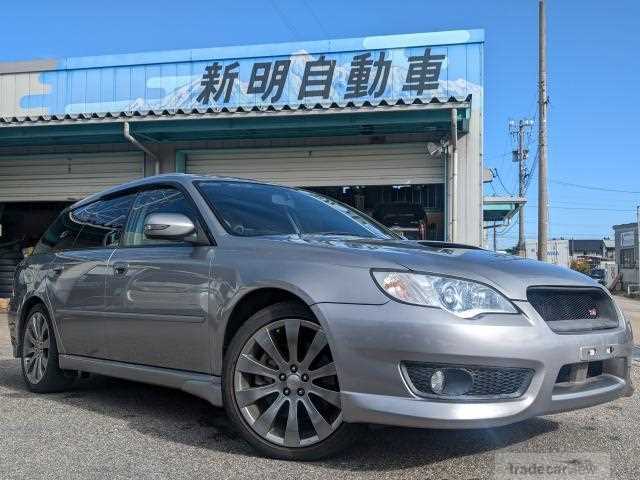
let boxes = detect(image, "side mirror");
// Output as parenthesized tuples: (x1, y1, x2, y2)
(143, 213, 195, 240)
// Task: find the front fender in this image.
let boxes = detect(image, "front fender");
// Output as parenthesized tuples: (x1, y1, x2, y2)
(208, 249, 390, 375)
(209, 279, 321, 376)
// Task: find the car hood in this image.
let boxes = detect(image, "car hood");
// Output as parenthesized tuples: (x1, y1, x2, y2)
(256, 236, 597, 300)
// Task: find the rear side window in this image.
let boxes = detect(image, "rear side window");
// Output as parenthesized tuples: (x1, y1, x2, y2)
(33, 210, 83, 255)
(72, 194, 136, 249)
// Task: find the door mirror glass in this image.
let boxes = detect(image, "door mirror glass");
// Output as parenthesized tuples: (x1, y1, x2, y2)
(143, 213, 195, 240)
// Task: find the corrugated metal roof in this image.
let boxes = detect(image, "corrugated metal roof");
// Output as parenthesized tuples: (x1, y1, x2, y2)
(0, 95, 471, 127)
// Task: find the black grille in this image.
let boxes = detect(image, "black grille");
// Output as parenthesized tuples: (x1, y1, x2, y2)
(527, 287, 619, 333)
(403, 362, 534, 399)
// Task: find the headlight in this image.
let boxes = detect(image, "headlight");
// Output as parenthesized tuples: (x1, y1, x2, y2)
(372, 271, 517, 319)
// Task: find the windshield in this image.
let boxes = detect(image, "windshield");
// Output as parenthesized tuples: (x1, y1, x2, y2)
(197, 181, 396, 239)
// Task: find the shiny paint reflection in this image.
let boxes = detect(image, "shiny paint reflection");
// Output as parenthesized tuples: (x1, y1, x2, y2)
(103, 246, 212, 372)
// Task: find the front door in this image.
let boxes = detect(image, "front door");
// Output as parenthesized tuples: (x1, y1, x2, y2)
(103, 187, 212, 373)
(48, 194, 136, 357)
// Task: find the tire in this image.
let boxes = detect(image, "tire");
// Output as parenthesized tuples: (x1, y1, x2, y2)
(20, 304, 74, 393)
(223, 301, 359, 460)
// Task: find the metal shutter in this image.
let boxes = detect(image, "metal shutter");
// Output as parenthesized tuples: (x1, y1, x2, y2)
(185, 143, 444, 187)
(0, 152, 144, 202)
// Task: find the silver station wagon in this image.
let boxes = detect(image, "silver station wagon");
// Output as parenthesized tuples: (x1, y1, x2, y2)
(8, 174, 634, 460)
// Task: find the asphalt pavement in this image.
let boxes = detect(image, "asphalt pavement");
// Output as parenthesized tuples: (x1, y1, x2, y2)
(615, 294, 640, 335)
(0, 300, 639, 480)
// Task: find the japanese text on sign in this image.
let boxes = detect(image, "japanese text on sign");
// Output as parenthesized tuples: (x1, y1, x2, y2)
(196, 48, 446, 105)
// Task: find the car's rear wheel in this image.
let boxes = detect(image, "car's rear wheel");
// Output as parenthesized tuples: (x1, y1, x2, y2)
(223, 301, 357, 460)
(20, 305, 74, 393)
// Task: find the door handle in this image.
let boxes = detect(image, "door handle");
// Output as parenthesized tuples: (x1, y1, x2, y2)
(113, 263, 129, 276)
(52, 265, 64, 275)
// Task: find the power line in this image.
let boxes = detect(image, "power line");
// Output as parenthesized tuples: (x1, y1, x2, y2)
(551, 179, 640, 194)
(500, 232, 612, 238)
(535, 199, 635, 209)
(269, 0, 302, 40)
(484, 151, 514, 163)
(496, 219, 518, 236)
(491, 168, 514, 196)
(524, 220, 617, 228)
(525, 205, 633, 212)
(301, 0, 328, 37)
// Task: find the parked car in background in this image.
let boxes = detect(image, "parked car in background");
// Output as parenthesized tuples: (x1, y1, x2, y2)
(7, 175, 634, 460)
(590, 268, 607, 286)
(372, 202, 426, 239)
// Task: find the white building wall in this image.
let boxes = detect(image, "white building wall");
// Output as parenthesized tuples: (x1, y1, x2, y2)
(524, 239, 570, 267)
(454, 105, 483, 246)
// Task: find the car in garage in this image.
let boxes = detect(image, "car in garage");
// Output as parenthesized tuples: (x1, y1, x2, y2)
(371, 202, 427, 240)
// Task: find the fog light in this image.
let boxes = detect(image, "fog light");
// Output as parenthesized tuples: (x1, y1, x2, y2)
(430, 370, 445, 394)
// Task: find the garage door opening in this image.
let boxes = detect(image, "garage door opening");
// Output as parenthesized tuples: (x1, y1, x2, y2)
(0, 201, 71, 298)
(184, 142, 446, 240)
(0, 202, 71, 251)
(307, 184, 444, 240)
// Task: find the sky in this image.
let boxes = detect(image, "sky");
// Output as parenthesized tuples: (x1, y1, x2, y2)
(2, 0, 639, 248)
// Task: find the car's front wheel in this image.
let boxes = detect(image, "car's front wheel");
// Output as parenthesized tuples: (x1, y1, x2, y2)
(223, 301, 357, 460)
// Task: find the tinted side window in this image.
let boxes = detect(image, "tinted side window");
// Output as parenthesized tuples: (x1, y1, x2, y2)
(122, 188, 200, 246)
(33, 210, 83, 255)
(72, 194, 136, 249)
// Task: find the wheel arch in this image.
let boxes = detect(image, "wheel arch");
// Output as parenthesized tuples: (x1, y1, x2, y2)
(215, 285, 326, 375)
(16, 295, 55, 358)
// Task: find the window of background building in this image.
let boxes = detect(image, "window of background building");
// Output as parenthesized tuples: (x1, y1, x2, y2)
(620, 248, 636, 269)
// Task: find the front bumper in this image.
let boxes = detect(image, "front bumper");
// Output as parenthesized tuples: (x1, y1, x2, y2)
(312, 300, 634, 429)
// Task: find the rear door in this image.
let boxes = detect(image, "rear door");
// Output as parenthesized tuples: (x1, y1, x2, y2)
(103, 187, 212, 373)
(48, 194, 136, 357)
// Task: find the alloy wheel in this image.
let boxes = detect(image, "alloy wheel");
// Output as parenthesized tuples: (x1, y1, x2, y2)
(233, 319, 342, 448)
(23, 311, 50, 384)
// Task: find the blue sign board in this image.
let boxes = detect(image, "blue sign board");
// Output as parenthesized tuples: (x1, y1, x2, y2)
(0, 30, 483, 119)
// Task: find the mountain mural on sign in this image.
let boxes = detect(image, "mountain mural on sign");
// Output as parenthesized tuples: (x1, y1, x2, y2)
(1, 30, 483, 118)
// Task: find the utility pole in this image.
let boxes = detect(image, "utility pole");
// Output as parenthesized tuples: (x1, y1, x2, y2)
(537, 0, 549, 261)
(510, 119, 534, 256)
(637, 205, 640, 289)
(493, 221, 498, 251)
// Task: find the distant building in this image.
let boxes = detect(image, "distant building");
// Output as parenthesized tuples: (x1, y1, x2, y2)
(603, 239, 615, 261)
(569, 239, 605, 259)
(524, 239, 570, 267)
(525, 238, 614, 269)
(613, 223, 639, 290)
